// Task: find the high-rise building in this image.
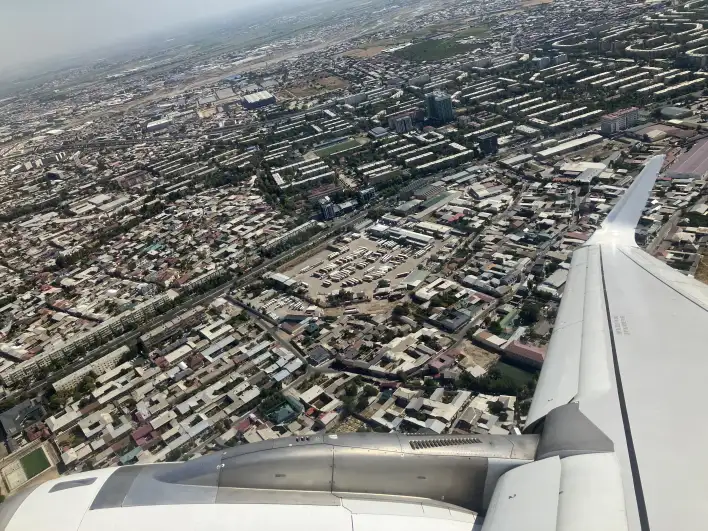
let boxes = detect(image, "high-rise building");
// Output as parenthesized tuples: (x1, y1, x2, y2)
(319, 197, 336, 221)
(358, 187, 376, 204)
(425, 91, 454, 125)
(388, 111, 416, 133)
(478, 133, 499, 155)
(392, 115, 413, 134)
(532, 56, 551, 69)
(600, 107, 639, 135)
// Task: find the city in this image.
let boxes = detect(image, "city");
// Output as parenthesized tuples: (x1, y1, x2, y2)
(0, 0, 707, 514)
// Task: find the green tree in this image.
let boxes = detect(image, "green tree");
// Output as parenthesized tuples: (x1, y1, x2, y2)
(356, 396, 369, 411)
(342, 395, 356, 414)
(520, 303, 541, 325)
(167, 449, 183, 461)
(516, 400, 531, 417)
(489, 321, 503, 335)
(48, 390, 72, 410)
(78, 376, 96, 395)
(363, 385, 378, 397)
(392, 304, 409, 317)
(488, 400, 506, 416)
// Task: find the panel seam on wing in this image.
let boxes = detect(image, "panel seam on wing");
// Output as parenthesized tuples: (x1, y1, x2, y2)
(620, 247, 708, 312)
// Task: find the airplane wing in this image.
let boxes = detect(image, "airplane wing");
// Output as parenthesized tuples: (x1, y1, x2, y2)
(0, 433, 536, 531)
(486, 154, 708, 531)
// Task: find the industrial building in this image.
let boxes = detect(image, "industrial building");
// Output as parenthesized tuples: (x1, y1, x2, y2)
(145, 118, 172, 133)
(536, 134, 603, 159)
(243, 91, 276, 109)
(667, 139, 708, 179)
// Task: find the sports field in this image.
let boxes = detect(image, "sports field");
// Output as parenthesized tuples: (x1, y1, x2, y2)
(20, 448, 50, 479)
(496, 361, 537, 386)
(315, 138, 362, 157)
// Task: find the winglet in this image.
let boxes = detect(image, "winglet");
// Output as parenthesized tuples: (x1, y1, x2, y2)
(586, 155, 665, 247)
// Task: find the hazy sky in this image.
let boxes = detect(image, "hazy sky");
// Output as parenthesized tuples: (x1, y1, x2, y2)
(0, 0, 300, 73)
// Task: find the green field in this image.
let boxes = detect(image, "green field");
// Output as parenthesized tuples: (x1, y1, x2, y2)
(20, 448, 50, 479)
(456, 25, 490, 39)
(314, 138, 362, 157)
(496, 362, 537, 387)
(395, 23, 488, 42)
(393, 38, 477, 62)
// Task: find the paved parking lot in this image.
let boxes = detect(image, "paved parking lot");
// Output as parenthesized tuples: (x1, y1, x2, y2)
(281, 232, 447, 302)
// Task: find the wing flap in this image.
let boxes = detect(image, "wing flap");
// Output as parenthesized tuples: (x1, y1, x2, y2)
(481, 457, 560, 531)
(481, 454, 628, 531)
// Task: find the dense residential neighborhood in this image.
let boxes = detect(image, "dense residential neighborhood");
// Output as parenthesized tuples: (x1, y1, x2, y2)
(0, 0, 707, 501)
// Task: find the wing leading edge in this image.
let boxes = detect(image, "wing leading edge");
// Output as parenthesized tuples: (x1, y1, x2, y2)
(518, 155, 708, 531)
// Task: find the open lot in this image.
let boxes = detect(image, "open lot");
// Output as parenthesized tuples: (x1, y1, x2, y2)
(341, 46, 388, 58)
(288, 75, 350, 97)
(1, 462, 27, 492)
(455, 25, 490, 39)
(457, 340, 500, 370)
(281, 232, 446, 305)
(317, 76, 349, 90)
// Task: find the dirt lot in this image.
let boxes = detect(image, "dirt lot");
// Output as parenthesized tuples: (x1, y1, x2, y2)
(337, 416, 369, 433)
(287, 84, 324, 98)
(341, 46, 387, 58)
(457, 340, 500, 370)
(695, 253, 708, 284)
(288, 75, 349, 97)
(317, 76, 349, 89)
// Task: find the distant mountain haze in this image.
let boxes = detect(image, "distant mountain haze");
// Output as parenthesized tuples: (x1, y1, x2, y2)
(0, 0, 324, 75)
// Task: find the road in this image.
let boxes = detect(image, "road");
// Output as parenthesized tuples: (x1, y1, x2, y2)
(13, 285, 230, 401)
(646, 210, 682, 255)
(446, 302, 499, 354)
(9, 211, 368, 402)
(442, 185, 532, 352)
(226, 294, 339, 377)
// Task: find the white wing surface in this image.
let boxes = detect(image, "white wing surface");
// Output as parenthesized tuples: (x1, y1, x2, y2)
(517, 155, 708, 531)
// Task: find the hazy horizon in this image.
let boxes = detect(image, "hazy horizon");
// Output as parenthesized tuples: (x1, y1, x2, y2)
(0, 0, 322, 76)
